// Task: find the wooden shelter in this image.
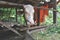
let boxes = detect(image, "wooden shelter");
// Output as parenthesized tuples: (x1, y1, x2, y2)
(0, 0, 59, 33)
(0, 0, 59, 40)
(0, 0, 59, 32)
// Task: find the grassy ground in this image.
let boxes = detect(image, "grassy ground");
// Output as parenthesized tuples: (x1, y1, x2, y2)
(32, 32, 60, 40)
(32, 24, 60, 40)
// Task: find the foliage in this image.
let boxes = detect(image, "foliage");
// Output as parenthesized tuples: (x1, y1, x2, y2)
(32, 4, 60, 40)
(0, 8, 26, 25)
(32, 24, 60, 40)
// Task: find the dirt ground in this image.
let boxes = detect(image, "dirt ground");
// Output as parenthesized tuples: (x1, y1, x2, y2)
(0, 30, 34, 40)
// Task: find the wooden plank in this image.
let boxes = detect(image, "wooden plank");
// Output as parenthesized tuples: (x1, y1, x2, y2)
(19, 26, 47, 31)
(0, 1, 23, 8)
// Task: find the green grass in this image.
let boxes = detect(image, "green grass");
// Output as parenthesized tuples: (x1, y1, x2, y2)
(32, 24, 60, 40)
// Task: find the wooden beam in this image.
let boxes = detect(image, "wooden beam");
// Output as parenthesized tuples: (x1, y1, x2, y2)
(53, 0, 57, 24)
(19, 26, 47, 31)
(37, 7, 40, 26)
(0, 1, 23, 8)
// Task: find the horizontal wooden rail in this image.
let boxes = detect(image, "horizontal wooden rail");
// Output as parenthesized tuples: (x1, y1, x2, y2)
(0, 1, 23, 8)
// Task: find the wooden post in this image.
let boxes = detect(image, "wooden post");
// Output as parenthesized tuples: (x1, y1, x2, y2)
(16, 8, 17, 22)
(37, 8, 40, 26)
(53, 0, 57, 24)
